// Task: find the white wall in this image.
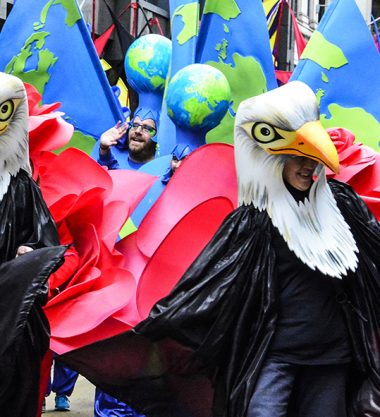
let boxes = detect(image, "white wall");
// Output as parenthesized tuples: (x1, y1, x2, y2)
(355, 0, 373, 23)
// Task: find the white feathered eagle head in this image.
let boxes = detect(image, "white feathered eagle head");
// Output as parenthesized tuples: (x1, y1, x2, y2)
(234, 81, 358, 278)
(0, 72, 31, 199)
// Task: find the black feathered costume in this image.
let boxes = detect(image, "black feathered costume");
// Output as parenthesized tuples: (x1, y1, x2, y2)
(0, 73, 65, 417)
(61, 82, 380, 416)
(61, 180, 380, 417)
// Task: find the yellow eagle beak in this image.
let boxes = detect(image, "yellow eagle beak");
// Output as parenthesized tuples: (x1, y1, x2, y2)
(269, 121, 340, 174)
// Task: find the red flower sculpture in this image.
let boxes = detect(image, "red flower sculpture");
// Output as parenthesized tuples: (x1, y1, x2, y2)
(327, 127, 380, 219)
(26, 83, 157, 354)
(117, 144, 238, 320)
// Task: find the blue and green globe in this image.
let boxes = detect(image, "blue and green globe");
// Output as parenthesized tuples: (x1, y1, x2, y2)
(166, 64, 231, 131)
(124, 34, 172, 95)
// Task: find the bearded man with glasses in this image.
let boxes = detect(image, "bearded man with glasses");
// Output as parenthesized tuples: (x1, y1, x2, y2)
(96, 108, 158, 170)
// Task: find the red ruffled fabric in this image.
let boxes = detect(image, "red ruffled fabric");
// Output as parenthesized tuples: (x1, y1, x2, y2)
(43, 144, 237, 354)
(327, 128, 380, 219)
(39, 149, 157, 354)
(117, 144, 238, 320)
(26, 83, 157, 354)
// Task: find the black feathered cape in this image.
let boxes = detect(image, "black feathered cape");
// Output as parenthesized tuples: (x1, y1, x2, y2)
(61, 180, 380, 417)
(0, 170, 65, 417)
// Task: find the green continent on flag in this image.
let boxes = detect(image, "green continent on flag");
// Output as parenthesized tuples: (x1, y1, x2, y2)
(6, 32, 57, 95)
(300, 31, 348, 70)
(203, 0, 241, 21)
(206, 53, 268, 144)
(216, 39, 228, 61)
(35, 0, 81, 30)
(321, 104, 380, 151)
(173, 3, 199, 45)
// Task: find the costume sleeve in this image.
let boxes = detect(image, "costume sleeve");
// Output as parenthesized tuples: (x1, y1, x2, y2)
(19, 176, 59, 249)
(47, 246, 80, 298)
(0, 172, 59, 262)
(136, 205, 273, 358)
(97, 149, 120, 170)
(0, 246, 67, 356)
(0, 246, 67, 417)
(330, 180, 380, 415)
(329, 179, 380, 231)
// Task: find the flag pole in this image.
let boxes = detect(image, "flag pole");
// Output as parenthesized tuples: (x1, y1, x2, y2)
(92, 0, 96, 40)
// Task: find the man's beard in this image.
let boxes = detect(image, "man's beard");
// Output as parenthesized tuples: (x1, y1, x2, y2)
(128, 139, 156, 163)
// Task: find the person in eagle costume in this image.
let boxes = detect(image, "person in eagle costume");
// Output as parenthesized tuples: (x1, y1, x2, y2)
(0, 72, 66, 417)
(61, 81, 380, 417)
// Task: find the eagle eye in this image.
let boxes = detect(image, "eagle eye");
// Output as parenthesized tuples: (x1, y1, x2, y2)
(251, 122, 279, 144)
(0, 100, 14, 122)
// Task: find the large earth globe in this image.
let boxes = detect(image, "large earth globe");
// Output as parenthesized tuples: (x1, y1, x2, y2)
(124, 34, 172, 95)
(166, 64, 231, 131)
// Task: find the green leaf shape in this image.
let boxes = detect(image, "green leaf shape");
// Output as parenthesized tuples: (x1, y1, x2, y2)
(119, 217, 138, 239)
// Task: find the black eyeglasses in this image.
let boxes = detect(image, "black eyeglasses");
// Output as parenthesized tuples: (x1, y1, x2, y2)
(129, 122, 157, 137)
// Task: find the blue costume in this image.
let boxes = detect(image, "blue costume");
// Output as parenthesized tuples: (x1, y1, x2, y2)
(92, 107, 160, 172)
(46, 359, 79, 410)
(97, 143, 145, 170)
(95, 390, 143, 417)
(161, 144, 192, 184)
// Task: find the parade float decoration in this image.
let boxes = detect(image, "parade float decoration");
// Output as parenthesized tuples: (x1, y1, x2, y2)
(291, 0, 380, 152)
(91, 33, 173, 178)
(196, 0, 278, 145)
(0, 0, 378, 360)
(125, 62, 231, 232)
(0, 0, 124, 153)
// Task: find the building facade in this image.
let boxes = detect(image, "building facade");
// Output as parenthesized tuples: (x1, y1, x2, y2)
(0, 0, 170, 35)
(95, 0, 170, 39)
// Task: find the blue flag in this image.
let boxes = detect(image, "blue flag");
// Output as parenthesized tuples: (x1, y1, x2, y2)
(291, 0, 380, 151)
(156, 0, 200, 156)
(196, 0, 277, 145)
(0, 0, 123, 151)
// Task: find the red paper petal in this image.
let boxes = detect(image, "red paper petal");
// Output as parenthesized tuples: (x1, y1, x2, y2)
(46, 268, 135, 338)
(136, 143, 237, 257)
(137, 197, 235, 318)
